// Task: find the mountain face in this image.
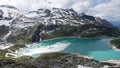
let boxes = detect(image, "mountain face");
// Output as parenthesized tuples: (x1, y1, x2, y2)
(0, 5, 120, 46)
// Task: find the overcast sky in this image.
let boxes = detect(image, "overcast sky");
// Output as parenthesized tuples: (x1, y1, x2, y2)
(0, 0, 120, 22)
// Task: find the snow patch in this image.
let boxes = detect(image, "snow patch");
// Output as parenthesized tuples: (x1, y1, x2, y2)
(77, 65, 92, 68)
(0, 43, 13, 50)
(0, 20, 10, 26)
(112, 45, 120, 51)
(8, 42, 70, 57)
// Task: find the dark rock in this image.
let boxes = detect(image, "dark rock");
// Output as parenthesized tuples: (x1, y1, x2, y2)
(0, 5, 18, 10)
(0, 25, 9, 39)
(44, 9, 51, 17)
(0, 9, 3, 19)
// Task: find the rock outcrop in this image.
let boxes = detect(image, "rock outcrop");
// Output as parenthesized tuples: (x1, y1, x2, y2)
(0, 52, 117, 68)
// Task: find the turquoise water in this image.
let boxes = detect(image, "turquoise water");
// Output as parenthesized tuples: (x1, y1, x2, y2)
(17, 37, 120, 61)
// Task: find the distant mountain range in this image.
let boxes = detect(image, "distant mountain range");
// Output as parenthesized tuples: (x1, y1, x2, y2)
(0, 5, 120, 46)
(111, 21, 120, 29)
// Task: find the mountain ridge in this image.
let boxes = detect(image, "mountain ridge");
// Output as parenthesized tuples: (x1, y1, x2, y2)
(0, 5, 119, 48)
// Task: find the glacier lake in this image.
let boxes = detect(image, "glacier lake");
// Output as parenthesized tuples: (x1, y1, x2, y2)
(16, 37, 120, 61)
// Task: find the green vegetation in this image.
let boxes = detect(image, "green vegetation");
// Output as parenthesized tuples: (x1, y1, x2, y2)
(41, 29, 78, 40)
(0, 44, 26, 59)
(0, 50, 8, 59)
(0, 58, 36, 68)
(41, 25, 79, 40)
(80, 30, 101, 37)
(7, 44, 25, 51)
(30, 24, 44, 42)
(41, 24, 120, 40)
(6, 27, 36, 44)
(110, 38, 120, 49)
(38, 52, 69, 61)
(6, 33, 33, 45)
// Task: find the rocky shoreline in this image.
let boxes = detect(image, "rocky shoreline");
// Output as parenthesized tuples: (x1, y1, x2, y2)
(101, 59, 120, 66)
(0, 52, 118, 68)
(111, 45, 120, 51)
(109, 42, 120, 51)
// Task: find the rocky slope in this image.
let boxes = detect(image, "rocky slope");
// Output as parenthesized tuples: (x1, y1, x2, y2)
(0, 5, 120, 48)
(0, 52, 117, 68)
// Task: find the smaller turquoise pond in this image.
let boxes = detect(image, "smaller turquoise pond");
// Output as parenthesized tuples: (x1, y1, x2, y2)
(16, 38, 120, 61)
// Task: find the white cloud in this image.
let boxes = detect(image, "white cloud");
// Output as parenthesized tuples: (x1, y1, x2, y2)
(88, 0, 120, 22)
(0, 0, 92, 12)
(71, 0, 92, 13)
(0, 0, 119, 22)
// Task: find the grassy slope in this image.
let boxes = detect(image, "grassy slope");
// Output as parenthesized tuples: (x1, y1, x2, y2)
(110, 38, 120, 49)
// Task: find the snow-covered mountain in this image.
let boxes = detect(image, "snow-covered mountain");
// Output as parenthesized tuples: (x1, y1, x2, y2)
(0, 6, 117, 28)
(0, 5, 120, 48)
